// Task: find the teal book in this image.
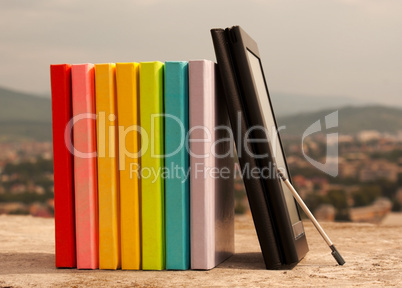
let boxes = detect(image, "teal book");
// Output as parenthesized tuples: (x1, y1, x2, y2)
(164, 61, 190, 270)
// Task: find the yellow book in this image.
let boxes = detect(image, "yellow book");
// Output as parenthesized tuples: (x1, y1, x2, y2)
(95, 63, 121, 270)
(116, 62, 141, 270)
(140, 61, 165, 270)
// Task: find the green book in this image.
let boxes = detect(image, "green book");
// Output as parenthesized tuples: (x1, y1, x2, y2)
(140, 61, 165, 270)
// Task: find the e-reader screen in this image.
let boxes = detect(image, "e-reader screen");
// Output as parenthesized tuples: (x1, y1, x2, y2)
(246, 49, 301, 228)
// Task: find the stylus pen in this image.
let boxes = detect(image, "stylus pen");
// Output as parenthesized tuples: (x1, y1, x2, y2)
(277, 170, 345, 266)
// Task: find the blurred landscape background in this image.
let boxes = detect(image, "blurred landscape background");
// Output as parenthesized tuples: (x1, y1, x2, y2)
(0, 85, 401, 222)
(0, 1, 401, 223)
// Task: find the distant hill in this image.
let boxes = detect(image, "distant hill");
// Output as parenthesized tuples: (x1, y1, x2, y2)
(0, 86, 401, 141)
(0, 87, 51, 122)
(277, 105, 402, 136)
(0, 87, 52, 141)
(270, 92, 370, 116)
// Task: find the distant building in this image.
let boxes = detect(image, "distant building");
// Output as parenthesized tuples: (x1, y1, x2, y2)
(314, 204, 336, 221)
(27, 182, 45, 195)
(349, 198, 392, 223)
(0, 202, 29, 214)
(396, 188, 402, 205)
(338, 135, 354, 143)
(359, 160, 399, 183)
(357, 130, 382, 142)
(292, 175, 314, 198)
(29, 202, 53, 218)
(10, 183, 27, 194)
(311, 177, 329, 195)
(339, 161, 359, 178)
(47, 198, 54, 209)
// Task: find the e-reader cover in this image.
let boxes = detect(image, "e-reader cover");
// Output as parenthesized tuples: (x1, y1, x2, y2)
(210, 31, 283, 269)
(211, 27, 309, 269)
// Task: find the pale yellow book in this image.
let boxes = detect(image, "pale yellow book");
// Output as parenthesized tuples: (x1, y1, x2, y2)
(116, 62, 141, 270)
(95, 63, 121, 270)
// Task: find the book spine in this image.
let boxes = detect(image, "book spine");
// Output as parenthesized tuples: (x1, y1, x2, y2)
(189, 60, 216, 270)
(164, 62, 190, 270)
(71, 64, 99, 269)
(140, 61, 165, 270)
(116, 62, 141, 270)
(50, 64, 76, 268)
(95, 63, 121, 270)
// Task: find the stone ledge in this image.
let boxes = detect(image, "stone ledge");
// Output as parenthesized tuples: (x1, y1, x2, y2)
(0, 214, 401, 287)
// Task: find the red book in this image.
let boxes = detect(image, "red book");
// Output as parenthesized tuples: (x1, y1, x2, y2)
(71, 64, 99, 269)
(50, 64, 76, 268)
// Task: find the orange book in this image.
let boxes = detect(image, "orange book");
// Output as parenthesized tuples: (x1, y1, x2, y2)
(95, 63, 121, 270)
(116, 62, 141, 270)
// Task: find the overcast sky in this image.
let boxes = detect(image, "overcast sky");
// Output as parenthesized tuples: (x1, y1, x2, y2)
(0, 0, 401, 106)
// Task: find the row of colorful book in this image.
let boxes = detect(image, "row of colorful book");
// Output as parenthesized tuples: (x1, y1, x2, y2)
(50, 60, 234, 270)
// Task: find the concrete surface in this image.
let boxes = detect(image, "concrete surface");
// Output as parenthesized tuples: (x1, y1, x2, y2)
(0, 214, 401, 287)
